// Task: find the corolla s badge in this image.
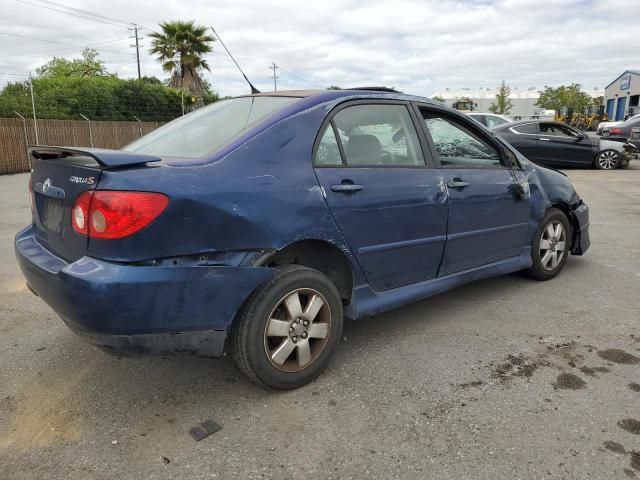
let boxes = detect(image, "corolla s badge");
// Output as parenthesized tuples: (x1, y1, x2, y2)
(69, 175, 96, 185)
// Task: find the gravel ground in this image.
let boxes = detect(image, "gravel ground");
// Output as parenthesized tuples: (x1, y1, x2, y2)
(1, 166, 639, 480)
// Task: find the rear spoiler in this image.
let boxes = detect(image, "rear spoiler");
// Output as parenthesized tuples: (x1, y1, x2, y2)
(29, 146, 161, 169)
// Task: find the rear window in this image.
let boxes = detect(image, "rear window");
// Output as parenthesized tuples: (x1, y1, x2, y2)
(512, 123, 539, 134)
(124, 96, 299, 159)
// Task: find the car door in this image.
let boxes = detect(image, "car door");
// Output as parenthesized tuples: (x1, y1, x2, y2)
(536, 123, 594, 166)
(416, 105, 531, 276)
(313, 101, 448, 291)
(498, 123, 544, 163)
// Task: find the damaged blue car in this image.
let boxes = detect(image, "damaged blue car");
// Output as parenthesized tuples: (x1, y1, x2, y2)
(15, 88, 590, 389)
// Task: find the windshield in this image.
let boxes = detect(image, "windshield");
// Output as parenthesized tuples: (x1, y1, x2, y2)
(124, 96, 299, 159)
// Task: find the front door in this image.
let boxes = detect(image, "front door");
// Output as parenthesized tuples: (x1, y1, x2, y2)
(417, 106, 531, 276)
(313, 102, 448, 291)
(535, 123, 595, 166)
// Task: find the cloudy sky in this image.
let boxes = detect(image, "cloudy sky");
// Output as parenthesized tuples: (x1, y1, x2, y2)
(0, 0, 638, 97)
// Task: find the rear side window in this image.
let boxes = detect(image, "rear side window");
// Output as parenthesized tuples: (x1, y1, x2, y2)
(324, 104, 425, 167)
(421, 113, 503, 168)
(315, 126, 342, 166)
(512, 123, 539, 134)
(124, 96, 298, 159)
(485, 115, 509, 128)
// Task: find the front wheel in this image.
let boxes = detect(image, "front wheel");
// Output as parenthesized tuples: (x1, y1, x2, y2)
(524, 208, 571, 281)
(230, 265, 343, 389)
(594, 150, 620, 170)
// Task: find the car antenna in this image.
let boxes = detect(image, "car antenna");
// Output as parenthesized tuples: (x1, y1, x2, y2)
(210, 27, 261, 94)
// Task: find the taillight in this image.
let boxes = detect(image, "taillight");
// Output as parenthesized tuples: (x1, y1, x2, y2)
(28, 176, 34, 214)
(72, 191, 92, 235)
(610, 128, 622, 135)
(71, 191, 169, 239)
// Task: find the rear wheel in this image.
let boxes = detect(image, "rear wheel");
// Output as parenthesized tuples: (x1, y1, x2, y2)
(230, 265, 343, 389)
(524, 208, 571, 281)
(594, 150, 620, 170)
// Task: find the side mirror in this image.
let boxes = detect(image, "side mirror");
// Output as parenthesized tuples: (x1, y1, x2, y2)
(575, 133, 586, 142)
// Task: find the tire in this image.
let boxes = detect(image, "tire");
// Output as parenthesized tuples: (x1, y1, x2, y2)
(594, 150, 620, 170)
(524, 208, 572, 281)
(230, 265, 343, 390)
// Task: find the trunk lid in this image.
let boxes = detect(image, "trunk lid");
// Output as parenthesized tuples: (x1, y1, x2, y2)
(28, 147, 160, 262)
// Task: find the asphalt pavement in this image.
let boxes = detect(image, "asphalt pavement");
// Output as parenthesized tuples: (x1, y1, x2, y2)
(1, 166, 639, 479)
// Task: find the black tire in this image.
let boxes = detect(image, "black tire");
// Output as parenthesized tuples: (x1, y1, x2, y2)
(524, 208, 572, 281)
(230, 265, 343, 390)
(594, 150, 620, 170)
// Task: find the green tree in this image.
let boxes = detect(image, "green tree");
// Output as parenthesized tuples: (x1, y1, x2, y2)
(36, 48, 109, 78)
(536, 84, 592, 112)
(431, 95, 445, 103)
(489, 81, 513, 115)
(327, 85, 341, 90)
(149, 21, 215, 108)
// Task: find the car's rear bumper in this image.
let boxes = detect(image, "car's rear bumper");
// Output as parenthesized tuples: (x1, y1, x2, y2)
(15, 226, 275, 357)
(571, 202, 590, 255)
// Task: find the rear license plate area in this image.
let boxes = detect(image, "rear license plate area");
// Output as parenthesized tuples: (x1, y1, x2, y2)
(41, 197, 64, 232)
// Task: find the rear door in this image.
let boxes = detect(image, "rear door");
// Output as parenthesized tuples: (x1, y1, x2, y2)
(416, 105, 530, 276)
(29, 153, 100, 262)
(313, 101, 448, 291)
(498, 123, 543, 162)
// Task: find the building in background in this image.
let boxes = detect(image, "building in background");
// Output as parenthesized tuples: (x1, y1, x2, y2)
(430, 86, 604, 120)
(604, 71, 640, 121)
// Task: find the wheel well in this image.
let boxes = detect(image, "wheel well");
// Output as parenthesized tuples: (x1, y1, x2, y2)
(549, 202, 577, 248)
(266, 240, 353, 303)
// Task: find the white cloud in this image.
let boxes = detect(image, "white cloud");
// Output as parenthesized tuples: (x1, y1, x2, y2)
(0, 0, 638, 97)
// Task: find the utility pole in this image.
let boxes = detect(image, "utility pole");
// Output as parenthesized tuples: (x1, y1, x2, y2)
(28, 73, 39, 145)
(129, 24, 142, 79)
(269, 63, 279, 91)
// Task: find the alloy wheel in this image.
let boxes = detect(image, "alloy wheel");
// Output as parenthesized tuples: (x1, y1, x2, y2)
(539, 221, 567, 271)
(263, 288, 332, 372)
(598, 151, 619, 169)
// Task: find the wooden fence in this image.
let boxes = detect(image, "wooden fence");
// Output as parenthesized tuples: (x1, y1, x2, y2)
(0, 118, 164, 175)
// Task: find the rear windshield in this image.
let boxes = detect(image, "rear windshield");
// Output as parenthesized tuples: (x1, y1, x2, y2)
(124, 96, 299, 159)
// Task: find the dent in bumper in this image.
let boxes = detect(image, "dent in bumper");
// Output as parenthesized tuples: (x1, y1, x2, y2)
(15, 227, 276, 356)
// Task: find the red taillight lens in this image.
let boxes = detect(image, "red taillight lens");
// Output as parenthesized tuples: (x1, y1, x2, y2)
(71, 191, 169, 239)
(610, 128, 622, 135)
(72, 191, 92, 235)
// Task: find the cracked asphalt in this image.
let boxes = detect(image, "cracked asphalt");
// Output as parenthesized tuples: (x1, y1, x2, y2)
(1, 166, 639, 479)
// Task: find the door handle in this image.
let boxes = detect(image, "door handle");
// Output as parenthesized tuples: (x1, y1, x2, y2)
(331, 184, 364, 193)
(446, 180, 470, 189)
(539, 137, 551, 141)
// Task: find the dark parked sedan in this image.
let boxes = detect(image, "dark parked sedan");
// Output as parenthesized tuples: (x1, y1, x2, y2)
(16, 89, 590, 389)
(493, 120, 635, 169)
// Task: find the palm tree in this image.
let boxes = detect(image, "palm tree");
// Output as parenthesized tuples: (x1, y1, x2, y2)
(149, 21, 215, 107)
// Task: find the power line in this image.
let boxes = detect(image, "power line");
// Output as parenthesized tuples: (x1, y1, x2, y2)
(0, 18, 90, 38)
(29, 0, 133, 26)
(0, 31, 129, 54)
(16, 0, 127, 27)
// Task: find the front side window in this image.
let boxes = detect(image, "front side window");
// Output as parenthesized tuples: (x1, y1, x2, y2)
(329, 104, 425, 167)
(124, 96, 299, 159)
(421, 112, 502, 168)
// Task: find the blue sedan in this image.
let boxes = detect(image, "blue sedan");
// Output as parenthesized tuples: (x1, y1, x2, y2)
(15, 89, 590, 389)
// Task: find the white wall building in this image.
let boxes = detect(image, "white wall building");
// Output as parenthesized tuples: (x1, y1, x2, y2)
(430, 86, 604, 120)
